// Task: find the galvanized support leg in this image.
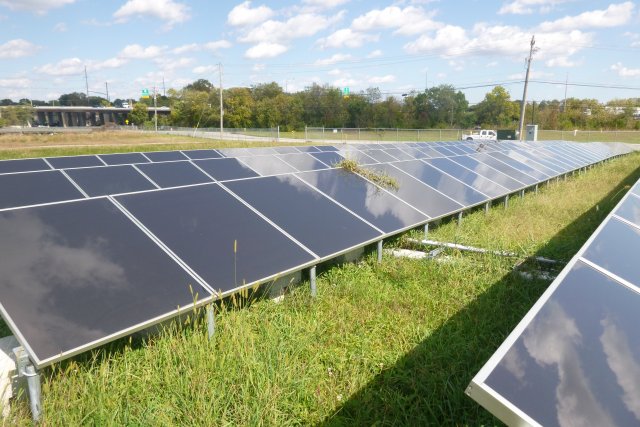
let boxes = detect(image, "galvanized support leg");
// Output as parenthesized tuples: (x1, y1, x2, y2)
(519, 189, 525, 198)
(534, 184, 539, 194)
(377, 240, 383, 263)
(457, 211, 463, 226)
(14, 347, 40, 422)
(504, 194, 509, 209)
(424, 222, 429, 239)
(310, 266, 317, 298)
(484, 201, 490, 214)
(206, 304, 215, 339)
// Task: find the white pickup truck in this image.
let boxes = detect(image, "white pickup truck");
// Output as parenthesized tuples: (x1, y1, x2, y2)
(461, 129, 497, 141)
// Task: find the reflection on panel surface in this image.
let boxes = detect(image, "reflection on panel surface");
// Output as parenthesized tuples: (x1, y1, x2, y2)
(46, 155, 103, 169)
(136, 161, 213, 188)
(311, 151, 344, 167)
(99, 153, 150, 166)
(193, 158, 259, 181)
(424, 157, 508, 199)
(238, 155, 298, 176)
(471, 153, 538, 186)
(277, 153, 329, 171)
(65, 165, 156, 197)
(392, 160, 488, 206)
(224, 175, 382, 258)
(117, 184, 315, 294)
(0, 198, 206, 366)
(182, 149, 223, 159)
(363, 163, 462, 218)
(0, 171, 85, 210)
(143, 151, 188, 162)
(485, 261, 640, 427)
(0, 158, 50, 174)
(297, 169, 428, 233)
(614, 195, 640, 226)
(582, 218, 640, 286)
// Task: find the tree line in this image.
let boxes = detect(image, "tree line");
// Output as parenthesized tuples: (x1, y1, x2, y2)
(1, 81, 639, 130)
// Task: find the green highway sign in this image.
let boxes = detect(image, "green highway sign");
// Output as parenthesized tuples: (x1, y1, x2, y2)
(141, 88, 150, 98)
(342, 87, 350, 97)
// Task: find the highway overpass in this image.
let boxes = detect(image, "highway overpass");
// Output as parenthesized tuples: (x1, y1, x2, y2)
(32, 106, 171, 127)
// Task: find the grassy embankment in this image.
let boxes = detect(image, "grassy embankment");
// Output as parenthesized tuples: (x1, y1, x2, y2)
(2, 133, 639, 424)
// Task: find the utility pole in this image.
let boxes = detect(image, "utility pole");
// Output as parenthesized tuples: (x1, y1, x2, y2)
(518, 35, 538, 141)
(153, 86, 158, 132)
(218, 63, 224, 139)
(84, 66, 90, 105)
(105, 82, 110, 103)
(563, 73, 568, 113)
(162, 76, 166, 97)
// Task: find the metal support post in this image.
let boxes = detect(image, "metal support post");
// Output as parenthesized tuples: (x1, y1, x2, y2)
(535, 184, 539, 194)
(520, 189, 525, 198)
(457, 211, 463, 226)
(484, 201, 490, 214)
(206, 304, 215, 339)
(424, 222, 429, 239)
(310, 266, 317, 298)
(504, 194, 509, 209)
(377, 240, 383, 263)
(14, 347, 40, 421)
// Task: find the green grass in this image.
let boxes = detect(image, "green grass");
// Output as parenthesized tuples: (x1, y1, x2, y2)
(5, 150, 640, 425)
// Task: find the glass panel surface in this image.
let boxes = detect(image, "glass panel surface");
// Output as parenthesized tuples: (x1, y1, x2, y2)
(311, 152, 344, 167)
(433, 147, 457, 157)
(363, 163, 462, 218)
(615, 195, 640, 226)
(445, 146, 467, 156)
(471, 153, 538, 185)
(419, 147, 444, 158)
(582, 218, 640, 286)
(485, 261, 640, 427)
(493, 151, 557, 178)
(448, 155, 523, 191)
(99, 153, 149, 165)
(392, 160, 489, 206)
(116, 184, 315, 293)
(338, 150, 378, 165)
(182, 149, 223, 159)
(294, 146, 321, 153)
(272, 146, 300, 154)
(224, 175, 382, 258)
(297, 169, 428, 233)
(424, 158, 509, 199)
(0, 158, 50, 174)
(0, 198, 207, 366)
(143, 151, 188, 162)
(315, 146, 339, 152)
(361, 149, 397, 163)
(238, 155, 298, 176)
(277, 153, 329, 171)
(193, 158, 259, 181)
(0, 171, 84, 210)
(385, 148, 416, 161)
(65, 165, 156, 197)
(46, 155, 103, 169)
(136, 161, 212, 188)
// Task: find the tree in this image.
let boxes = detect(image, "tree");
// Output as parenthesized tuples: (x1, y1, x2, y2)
(425, 84, 468, 128)
(184, 79, 214, 92)
(475, 86, 519, 127)
(129, 102, 148, 125)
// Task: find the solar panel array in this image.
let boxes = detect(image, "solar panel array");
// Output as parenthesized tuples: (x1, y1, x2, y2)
(467, 176, 640, 427)
(0, 140, 632, 368)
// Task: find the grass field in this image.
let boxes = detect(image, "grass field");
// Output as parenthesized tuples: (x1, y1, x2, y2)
(3, 136, 639, 424)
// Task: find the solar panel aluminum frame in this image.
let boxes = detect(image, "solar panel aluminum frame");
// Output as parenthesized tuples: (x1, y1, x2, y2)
(466, 179, 640, 427)
(0, 197, 215, 369)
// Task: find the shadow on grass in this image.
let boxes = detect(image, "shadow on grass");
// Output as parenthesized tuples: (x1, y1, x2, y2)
(319, 163, 640, 426)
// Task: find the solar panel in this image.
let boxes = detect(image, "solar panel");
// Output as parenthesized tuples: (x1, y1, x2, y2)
(182, 149, 223, 160)
(116, 184, 316, 295)
(392, 160, 489, 206)
(315, 145, 339, 152)
(385, 148, 416, 161)
(492, 151, 559, 178)
(424, 157, 509, 199)
(294, 146, 321, 153)
(193, 158, 259, 181)
(471, 153, 538, 186)
(361, 149, 397, 163)
(223, 175, 382, 258)
(45, 155, 104, 169)
(297, 169, 429, 233)
(237, 155, 298, 176)
(310, 151, 344, 167)
(0, 158, 50, 174)
(135, 161, 213, 188)
(338, 150, 378, 165)
(0, 198, 210, 367)
(272, 146, 300, 154)
(0, 170, 85, 210)
(276, 153, 329, 171)
(99, 153, 150, 165)
(143, 151, 188, 162)
(363, 163, 463, 218)
(65, 165, 157, 197)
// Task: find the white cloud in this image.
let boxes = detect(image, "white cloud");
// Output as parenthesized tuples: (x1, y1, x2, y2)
(119, 44, 165, 59)
(367, 75, 396, 84)
(192, 65, 218, 74)
(203, 40, 232, 52)
(172, 43, 200, 54)
(0, 78, 31, 88)
(317, 28, 379, 49)
(301, 0, 349, 10)
(327, 68, 341, 76)
(53, 22, 67, 32)
(624, 32, 640, 47)
(538, 2, 634, 32)
(507, 70, 553, 79)
(404, 25, 468, 55)
(155, 57, 194, 71)
(36, 56, 128, 76)
(113, 0, 190, 29)
(611, 62, 640, 77)
(227, 1, 274, 26)
(315, 53, 352, 65)
(352, 6, 442, 36)
(240, 12, 343, 44)
(545, 56, 580, 67)
(498, 0, 571, 15)
(0, 39, 39, 59)
(245, 42, 288, 59)
(0, 0, 76, 14)
(367, 49, 383, 58)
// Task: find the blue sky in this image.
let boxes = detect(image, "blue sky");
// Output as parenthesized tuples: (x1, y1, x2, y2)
(1, 0, 639, 104)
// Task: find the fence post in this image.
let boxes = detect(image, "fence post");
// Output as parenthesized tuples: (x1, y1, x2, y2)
(277, 125, 280, 142)
(305, 125, 307, 141)
(439, 129, 442, 140)
(396, 128, 399, 142)
(322, 126, 325, 141)
(417, 129, 420, 142)
(358, 128, 360, 141)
